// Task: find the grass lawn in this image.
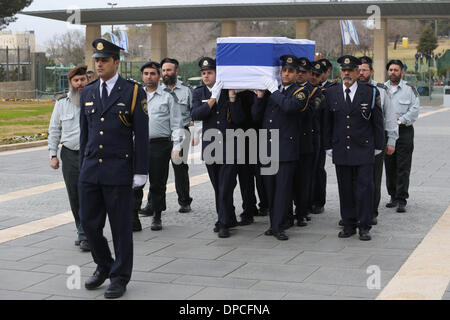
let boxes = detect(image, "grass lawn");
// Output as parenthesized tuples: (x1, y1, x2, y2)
(386, 39, 450, 75)
(0, 101, 54, 142)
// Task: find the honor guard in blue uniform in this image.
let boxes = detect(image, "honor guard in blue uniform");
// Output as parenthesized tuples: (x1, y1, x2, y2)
(79, 39, 149, 298)
(190, 57, 246, 238)
(299, 59, 327, 226)
(307, 61, 327, 217)
(236, 89, 260, 226)
(311, 58, 335, 215)
(323, 55, 384, 241)
(252, 55, 311, 241)
(289, 57, 319, 227)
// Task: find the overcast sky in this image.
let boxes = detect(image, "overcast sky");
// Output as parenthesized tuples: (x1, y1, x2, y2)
(7, 0, 320, 47)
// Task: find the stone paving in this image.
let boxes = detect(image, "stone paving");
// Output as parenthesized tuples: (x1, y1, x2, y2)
(0, 105, 449, 300)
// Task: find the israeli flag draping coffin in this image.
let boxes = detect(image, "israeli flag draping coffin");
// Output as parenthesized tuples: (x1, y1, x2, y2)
(217, 37, 315, 90)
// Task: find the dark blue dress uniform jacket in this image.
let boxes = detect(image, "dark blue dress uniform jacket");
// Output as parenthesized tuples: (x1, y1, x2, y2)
(190, 85, 246, 162)
(298, 82, 322, 155)
(251, 85, 311, 162)
(79, 76, 149, 185)
(323, 82, 384, 166)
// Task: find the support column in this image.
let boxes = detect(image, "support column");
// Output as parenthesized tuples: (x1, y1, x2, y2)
(373, 18, 388, 83)
(221, 21, 237, 37)
(151, 22, 167, 62)
(85, 24, 101, 73)
(295, 19, 310, 39)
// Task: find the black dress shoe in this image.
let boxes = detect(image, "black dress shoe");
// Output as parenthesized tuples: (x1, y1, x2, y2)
(274, 231, 289, 241)
(151, 215, 162, 231)
(179, 204, 192, 213)
(386, 197, 397, 208)
(296, 217, 307, 227)
(338, 227, 357, 238)
(218, 227, 230, 238)
(238, 217, 254, 226)
(306, 214, 312, 221)
(228, 221, 238, 228)
(312, 206, 324, 214)
(139, 204, 154, 216)
(369, 217, 378, 226)
(104, 282, 126, 299)
(257, 208, 269, 216)
(79, 240, 91, 252)
(214, 221, 236, 232)
(85, 271, 108, 290)
(133, 217, 142, 232)
(359, 229, 372, 241)
(264, 228, 274, 236)
(338, 219, 344, 227)
(397, 202, 406, 213)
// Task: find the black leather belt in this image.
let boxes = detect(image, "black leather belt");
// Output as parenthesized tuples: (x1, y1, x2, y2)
(150, 137, 171, 142)
(62, 145, 79, 153)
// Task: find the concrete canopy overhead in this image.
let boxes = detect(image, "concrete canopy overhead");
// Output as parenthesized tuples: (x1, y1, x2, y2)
(21, 1, 450, 24)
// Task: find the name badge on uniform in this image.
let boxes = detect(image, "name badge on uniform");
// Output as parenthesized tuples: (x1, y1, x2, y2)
(85, 102, 94, 106)
(202, 100, 209, 103)
(117, 103, 126, 106)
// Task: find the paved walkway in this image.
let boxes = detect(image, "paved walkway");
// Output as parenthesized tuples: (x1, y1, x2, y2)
(0, 105, 449, 300)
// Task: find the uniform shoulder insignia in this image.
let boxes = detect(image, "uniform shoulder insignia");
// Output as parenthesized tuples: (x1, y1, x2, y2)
(406, 83, 419, 97)
(56, 93, 68, 101)
(141, 98, 148, 115)
(376, 83, 388, 91)
(314, 96, 322, 109)
(293, 87, 308, 101)
(296, 91, 306, 101)
(376, 93, 381, 108)
(127, 78, 142, 86)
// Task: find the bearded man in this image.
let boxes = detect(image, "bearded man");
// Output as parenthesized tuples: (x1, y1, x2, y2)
(48, 65, 90, 251)
(323, 55, 384, 241)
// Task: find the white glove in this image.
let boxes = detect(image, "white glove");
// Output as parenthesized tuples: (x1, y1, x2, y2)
(211, 80, 223, 100)
(132, 174, 147, 188)
(375, 149, 382, 156)
(326, 149, 333, 157)
(263, 77, 278, 93)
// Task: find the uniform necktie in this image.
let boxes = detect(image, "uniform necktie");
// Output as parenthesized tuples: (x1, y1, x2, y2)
(345, 88, 351, 107)
(101, 82, 108, 108)
(281, 87, 286, 94)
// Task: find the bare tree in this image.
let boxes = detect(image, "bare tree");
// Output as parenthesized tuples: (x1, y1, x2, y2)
(123, 25, 152, 60)
(46, 30, 85, 65)
(168, 22, 220, 62)
(311, 20, 342, 57)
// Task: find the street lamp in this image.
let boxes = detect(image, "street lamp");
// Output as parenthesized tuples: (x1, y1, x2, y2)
(108, 2, 117, 33)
